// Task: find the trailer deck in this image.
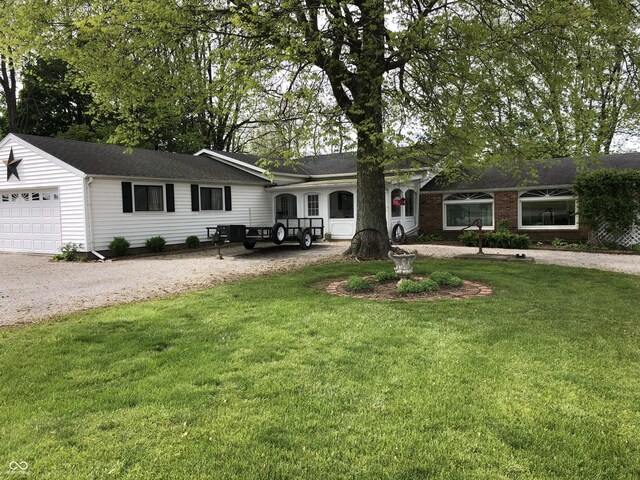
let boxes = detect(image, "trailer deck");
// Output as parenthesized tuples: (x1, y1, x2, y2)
(207, 218, 324, 250)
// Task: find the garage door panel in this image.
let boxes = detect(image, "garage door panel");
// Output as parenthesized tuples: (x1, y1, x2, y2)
(0, 190, 61, 253)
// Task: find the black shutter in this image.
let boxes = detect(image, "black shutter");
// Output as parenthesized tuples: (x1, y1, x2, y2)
(191, 184, 200, 211)
(166, 184, 175, 212)
(224, 186, 232, 211)
(122, 182, 133, 213)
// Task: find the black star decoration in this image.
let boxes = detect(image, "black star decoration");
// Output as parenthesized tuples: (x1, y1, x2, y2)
(4, 147, 22, 181)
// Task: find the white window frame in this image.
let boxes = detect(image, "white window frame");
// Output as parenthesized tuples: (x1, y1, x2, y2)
(133, 183, 165, 213)
(305, 193, 320, 217)
(405, 189, 416, 218)
(275, 193, 298, 219)
(518, 189, 578, 230)
(443, 192, 495, 231)
(391, 188, 403, 218)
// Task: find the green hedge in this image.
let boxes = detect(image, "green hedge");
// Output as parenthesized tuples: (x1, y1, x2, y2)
(574, 169, 640, 235)
(459, 230, 530, 249)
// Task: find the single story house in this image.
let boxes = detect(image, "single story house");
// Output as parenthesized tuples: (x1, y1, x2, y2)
(420, 153, 640, 242)
(196, 149, 429, 241)
(0, 134, 431, 254)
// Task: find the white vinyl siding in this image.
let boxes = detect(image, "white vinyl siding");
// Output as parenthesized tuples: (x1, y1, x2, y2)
(88, 178, 272, 250)
(0, 139, 86, 252)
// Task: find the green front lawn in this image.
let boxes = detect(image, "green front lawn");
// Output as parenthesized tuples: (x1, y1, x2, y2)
(1, 260, 639, 479)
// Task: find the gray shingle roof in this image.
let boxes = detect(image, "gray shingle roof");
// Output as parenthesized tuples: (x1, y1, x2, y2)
(421, 153, 640, 192)
(207, 148, 432, 176)
(15, 134, 270, 184)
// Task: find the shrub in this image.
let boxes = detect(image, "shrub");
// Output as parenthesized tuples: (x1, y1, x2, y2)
(419, 278, 440, 292)
(459, 230, 529, 249)
(347, 276, 372, 292)
(574, 169, 640, 234)
(489, 231, 530, 249)
(186, 235, 200, 249)
(415, 233, 442, 243)
(396, 278, 440, 294)
(52, 242, 83, 262)
(552, 238, 589, 250)
(146, 235, 166, 253)
(373, 271, 399, 283)
(632, 244, 640, 254)
(496, 218, 511, 232)
(429, 271, 463, 287)
(108, 236, 130, 257)
(459, 230, 479, 247)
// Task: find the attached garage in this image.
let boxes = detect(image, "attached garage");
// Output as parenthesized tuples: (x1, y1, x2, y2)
(1, 135, 87, 255)
(0, 190, 61, 253)
(0, 133, 272, 254)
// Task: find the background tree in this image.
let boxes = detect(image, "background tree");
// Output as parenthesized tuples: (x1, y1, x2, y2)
(15, 57, 95, 137)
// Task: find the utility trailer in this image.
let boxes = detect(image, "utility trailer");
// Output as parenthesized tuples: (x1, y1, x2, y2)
(207, 218, 324, 250)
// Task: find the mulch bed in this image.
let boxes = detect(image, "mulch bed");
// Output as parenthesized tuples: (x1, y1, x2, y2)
(325, 276, 492, 302)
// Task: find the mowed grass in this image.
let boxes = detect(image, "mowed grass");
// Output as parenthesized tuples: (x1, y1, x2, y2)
(1, 260, 639, 479)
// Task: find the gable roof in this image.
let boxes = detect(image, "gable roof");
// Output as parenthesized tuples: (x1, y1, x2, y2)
(202, 148, 433, 178)
(422, 153, 640, 192)
(12, 134, 270, 184)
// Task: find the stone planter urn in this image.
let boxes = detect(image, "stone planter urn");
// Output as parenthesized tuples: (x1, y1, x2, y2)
(388, 249, 418, 279)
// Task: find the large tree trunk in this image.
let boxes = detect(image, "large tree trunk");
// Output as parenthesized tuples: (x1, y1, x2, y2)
(343, 0, 389, 260)
(345, 129, 390, 259)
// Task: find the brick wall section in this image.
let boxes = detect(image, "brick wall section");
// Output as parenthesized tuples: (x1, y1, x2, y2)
(419, 191, 590, 242)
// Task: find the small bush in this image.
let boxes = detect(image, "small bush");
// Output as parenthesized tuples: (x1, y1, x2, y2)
(429, 271, 463, 287)
(396, 278, 440, 294)
(419, 278, 440, 292)
(108, 236, 130, 257)
(146, 235, 166, 253)
(186, 235, 200, 249)
(632, 244, 640, 254)
(347, 276, 372, 292)
(459, 230, 479, 247)
(496, 218, 511, 232)
(373, 271, 399, 283)
(552, 238, 589, 250)
(52, 242, 83, 262)
(415, 233, 442, 243)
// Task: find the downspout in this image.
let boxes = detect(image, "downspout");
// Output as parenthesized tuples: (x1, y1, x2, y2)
(84, 176, 94, 252)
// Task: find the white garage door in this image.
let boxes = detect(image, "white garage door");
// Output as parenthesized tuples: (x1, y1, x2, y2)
(0, 190, 62, 253)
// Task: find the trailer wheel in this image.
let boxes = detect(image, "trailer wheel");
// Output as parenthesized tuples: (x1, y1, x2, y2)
(272, 222, 286, 244)
(243, 241, 256, 249)
(391, 223, 406, 244)
(299, 229, 313, 250)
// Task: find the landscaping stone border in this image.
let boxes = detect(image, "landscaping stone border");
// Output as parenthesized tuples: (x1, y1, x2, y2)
(325, 279, 492, 301)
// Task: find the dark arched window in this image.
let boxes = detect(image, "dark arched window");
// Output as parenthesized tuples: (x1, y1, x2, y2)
(275, 193, 297, 219)
(405, 189, 415, 217)
(391, 189, 403, 217)
(329, 191, 354, 218)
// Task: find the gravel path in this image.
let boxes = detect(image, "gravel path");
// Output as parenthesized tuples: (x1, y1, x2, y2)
(412, 244, 640, 276)
(1, 241, 639, 327)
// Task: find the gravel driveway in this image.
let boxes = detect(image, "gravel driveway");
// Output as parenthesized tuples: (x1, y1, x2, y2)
(2, 241, 640, 327)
